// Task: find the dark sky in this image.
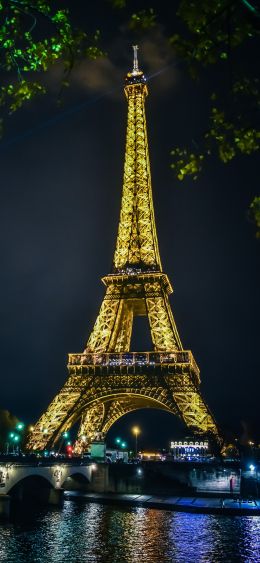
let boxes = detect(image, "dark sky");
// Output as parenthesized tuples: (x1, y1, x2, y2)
(0, 2, 259, 449)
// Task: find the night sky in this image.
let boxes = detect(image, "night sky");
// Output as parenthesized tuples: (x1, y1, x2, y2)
(0, 2, 259, 450)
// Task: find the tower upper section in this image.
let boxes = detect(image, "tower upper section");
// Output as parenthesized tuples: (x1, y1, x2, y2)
(112, 46, 162, 274)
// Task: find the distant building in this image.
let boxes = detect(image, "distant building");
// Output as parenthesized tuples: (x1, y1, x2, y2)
(105, 449, 128, 463)
(140, 452, 163, 461)
(170, 438, 209, 460)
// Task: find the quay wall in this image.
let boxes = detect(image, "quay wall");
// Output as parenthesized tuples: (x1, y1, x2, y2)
(66, 462, 244, 496)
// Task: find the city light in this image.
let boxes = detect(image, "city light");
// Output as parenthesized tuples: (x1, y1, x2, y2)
(249, 464, 255, 471)
(66, 444, 73, 456)
(115, 437, 127, 450)
(132, 426, 141, 457)
(6, 431, 20, 454)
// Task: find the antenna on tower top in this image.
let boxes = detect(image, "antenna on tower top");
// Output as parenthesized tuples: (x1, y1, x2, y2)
(125, 44, 146, 88)
(132, 45, 139, 73)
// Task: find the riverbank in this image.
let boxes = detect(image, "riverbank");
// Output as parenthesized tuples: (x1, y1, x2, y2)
(64, 491, 260, 516)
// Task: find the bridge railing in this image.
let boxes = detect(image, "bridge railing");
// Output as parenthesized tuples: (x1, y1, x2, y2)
(0, 457, 92, 467)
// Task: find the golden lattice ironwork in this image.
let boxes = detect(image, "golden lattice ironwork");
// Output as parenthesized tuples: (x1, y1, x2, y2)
(27, 48, 221, 453)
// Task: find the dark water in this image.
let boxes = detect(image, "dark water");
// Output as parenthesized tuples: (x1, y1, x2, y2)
(0, 500, 260, 563)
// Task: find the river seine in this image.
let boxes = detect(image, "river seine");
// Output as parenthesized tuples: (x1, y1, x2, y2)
(0, 500, 259, 562)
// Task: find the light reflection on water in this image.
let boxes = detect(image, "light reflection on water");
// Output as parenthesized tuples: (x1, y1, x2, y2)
(0, 501, 259, 563)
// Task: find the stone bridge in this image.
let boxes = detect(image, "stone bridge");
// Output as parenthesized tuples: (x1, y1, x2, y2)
(0, 460, 95, 518)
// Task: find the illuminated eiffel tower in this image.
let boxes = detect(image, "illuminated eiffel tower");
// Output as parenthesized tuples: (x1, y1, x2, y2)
(27, 47, 221, 452)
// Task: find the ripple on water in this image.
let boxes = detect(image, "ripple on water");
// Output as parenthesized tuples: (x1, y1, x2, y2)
(0, 501, 259, 563)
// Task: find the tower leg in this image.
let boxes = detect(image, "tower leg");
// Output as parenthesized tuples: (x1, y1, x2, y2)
(26, 383, 82, 450)
(74, 403, 106, 453)
(169, 374, 221, 446)
(145, 280, 182, 350)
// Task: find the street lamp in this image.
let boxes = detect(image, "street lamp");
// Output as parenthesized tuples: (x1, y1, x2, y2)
(15, 422, 25, 454)
(5, 432, 14, 454)
(115, 437, 121, 460)
(57, 431, 70, 454)
(10, 433, 20, 454)
(132, 426, 140, 457)
(6, 432, 20, 453)
(249, 464, 258, 497)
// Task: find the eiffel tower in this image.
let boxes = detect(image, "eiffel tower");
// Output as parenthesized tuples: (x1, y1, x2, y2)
(27, 47, 221, 453)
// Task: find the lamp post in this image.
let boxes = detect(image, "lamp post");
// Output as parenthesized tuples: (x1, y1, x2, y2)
(120, 441, 127, 463)
(14, 434, 20, 454)
(132, 426, 140, 458)
(5, 432, 13, 454)
(249, 464, 258, 497)
(9, 433, 20, 454)
(16, 422, 25, 454)
(115, 437, 121, 460)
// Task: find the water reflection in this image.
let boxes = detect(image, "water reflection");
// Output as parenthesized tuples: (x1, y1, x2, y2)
(0, 501, 259, 562)
(169, 513, 260, 562)
(116, 507, 173, 562)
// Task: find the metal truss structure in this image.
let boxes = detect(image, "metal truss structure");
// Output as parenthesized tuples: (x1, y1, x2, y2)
(27, 48, 221, 453)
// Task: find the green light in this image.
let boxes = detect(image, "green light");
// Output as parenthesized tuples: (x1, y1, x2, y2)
(14, 436, 20, 442)
(241, 0, 260, 16)
(16, 422, 25, 430)
(121, 442, 127, 448)
(67, 441, 71, 446)
(63, 432, 69, 438)
(9, 432, 15, 438)
(115, 437, 121, 444)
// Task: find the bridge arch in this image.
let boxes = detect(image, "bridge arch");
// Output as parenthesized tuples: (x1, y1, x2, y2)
(1, 463, 93, 497)
(62, 470, 90, 491)
(7, 474, 55, 504)
(4, 466, 55, 495)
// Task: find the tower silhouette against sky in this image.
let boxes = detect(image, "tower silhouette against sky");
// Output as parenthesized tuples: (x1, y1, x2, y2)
(27, 47, 221, 452)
